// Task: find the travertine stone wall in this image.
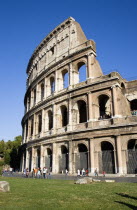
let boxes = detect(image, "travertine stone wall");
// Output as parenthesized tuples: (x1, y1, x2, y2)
(21, 17, 137, 175)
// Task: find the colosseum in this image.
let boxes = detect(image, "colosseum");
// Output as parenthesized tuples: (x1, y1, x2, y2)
(21, 17, 137, 175)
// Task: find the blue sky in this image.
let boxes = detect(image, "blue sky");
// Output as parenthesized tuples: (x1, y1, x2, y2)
(0, 0, 137, 141)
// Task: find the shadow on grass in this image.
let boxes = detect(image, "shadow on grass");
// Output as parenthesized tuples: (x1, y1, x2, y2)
(116, 193, 137, 201)
(115, 201, 137, 210)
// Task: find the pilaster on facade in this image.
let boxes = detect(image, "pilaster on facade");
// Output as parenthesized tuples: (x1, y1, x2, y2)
(68, 140, 73, 173)
(87, 92, 94, 122)
(89, 138, 95, 174)
(52, 143, 58, 173)
(40, 145, 44, 169)
(115, 135, 123, 174)
(31, 147, 34, 171)
(111, 84, 121, 118)
(26, 149, 29, 169)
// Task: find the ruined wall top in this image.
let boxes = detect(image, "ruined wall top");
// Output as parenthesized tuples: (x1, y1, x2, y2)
(26, 17, 95, 74)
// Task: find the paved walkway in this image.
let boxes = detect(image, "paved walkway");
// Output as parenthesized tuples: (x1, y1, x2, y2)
(2, 172, 137, 183)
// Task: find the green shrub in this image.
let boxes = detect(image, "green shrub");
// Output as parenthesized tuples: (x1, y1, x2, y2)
(0, 160, 4, 166)
(0, 166, 3, 175)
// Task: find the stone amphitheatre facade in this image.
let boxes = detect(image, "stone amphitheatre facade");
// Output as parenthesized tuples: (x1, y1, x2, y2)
(21, 17, 137, 175)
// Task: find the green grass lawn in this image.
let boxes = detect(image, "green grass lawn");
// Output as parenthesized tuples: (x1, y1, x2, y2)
(0, 177, 137, 210)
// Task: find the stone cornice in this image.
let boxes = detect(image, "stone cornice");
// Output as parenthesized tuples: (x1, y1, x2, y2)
(23, 122, 137, 147)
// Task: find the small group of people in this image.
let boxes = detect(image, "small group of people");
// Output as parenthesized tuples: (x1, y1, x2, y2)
(23, 167, 51, 179)
(131, 110, 137, 116)
(77, 168, 88, 177)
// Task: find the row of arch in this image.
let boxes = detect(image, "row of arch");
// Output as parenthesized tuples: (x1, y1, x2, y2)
(25, 96, 137, 138)
(25, 139, 137, 174)
(27, 63, 87, 111)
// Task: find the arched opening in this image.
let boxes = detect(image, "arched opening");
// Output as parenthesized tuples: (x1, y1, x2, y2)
(30, 118, 33, 136)
(27, 94, 31, 110)
(41, 83, 44, 101)
(130, 99, 137, 116)
(48, 110, 53, 130)
(100, 141, 115, 174)
(50, 77, 55, 94)
(98, 95, 111, 119)
(59, 145, 69, 173)
(36, 149, 40, 168)
(62, 70, 69, 89)
(61, 105, 68, 127)
(78, 100, 87, 123)
(45, 148, 52, 171)
(29, 151, 32, 172)
(75, 143, 88, 172)
(78, 62, 86, 83)
(26, 120, 28, 139)
(127, 139, 137, 174)
(38, 114, 42, 133)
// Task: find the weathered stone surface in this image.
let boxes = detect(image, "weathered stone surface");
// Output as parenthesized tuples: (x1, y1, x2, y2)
(0, 181, 10, 192)
(21, 17, 137, 177)
(84, 177, 93, 183)
(105, 180, 115, 183)
(75, 178, 87, 184)
(93, 179, 101, 182)
(75, 177, 93, 184)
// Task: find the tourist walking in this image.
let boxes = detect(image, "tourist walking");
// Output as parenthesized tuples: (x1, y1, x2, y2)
(43, 167, 46, 179)
(26, 168, 29, 178)
(82, 168, 85, 176)
(37, 168, 41, 178)
(94, 168, 98, 177)
(77, 169, 80, 177)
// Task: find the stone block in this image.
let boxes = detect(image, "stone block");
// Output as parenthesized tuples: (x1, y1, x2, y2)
(105, 180, 115, 183)
(93, 179, 101, 182)
(0, 181, 10, 192)
(75, 178, 87, 184)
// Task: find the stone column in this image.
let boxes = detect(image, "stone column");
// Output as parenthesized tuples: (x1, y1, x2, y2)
(111, 85, 119, 117)
(33, 114, 36, 139)
(87, 53, 95, 79)
(53, 103, 56, 133)
(36, 84, 39, 104)
(52, 143, 58, 173)
(68, 98, 72, 131)
(31, 147, 34, 171)
(69, 62, 73, 87)
(40, 145, 44, 169)
(116, 135, 123, 174)
(41, 109, 44, 137)
(69, 140, 73, 174)
(44, 77, 47, 99)
(21, 153, 24, 172)
(28, 119, 31, 139)
(55, 70, 58, 92)
(87, 92, 93, 121)
(23, 124, 26, 143)
(90, 138, 95, 173)
(26, 148, 29, 169)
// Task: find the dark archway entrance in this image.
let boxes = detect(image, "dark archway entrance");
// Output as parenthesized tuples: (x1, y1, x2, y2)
(59, 145, 69, 173)
(36, 149, 40, 168)
(130, 99, 137, 115)
(75, 144, 88, 171)
(99, 141, 115, 174)
(127, 139, 137, 174)
(98, 95, 111, 119)
(45, 148, 52, 171)
(78, 100, 87, 123)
